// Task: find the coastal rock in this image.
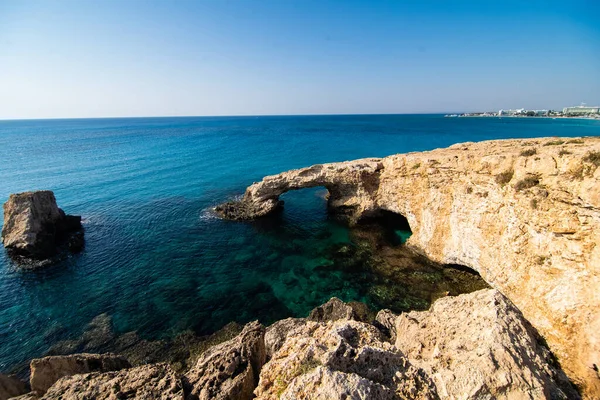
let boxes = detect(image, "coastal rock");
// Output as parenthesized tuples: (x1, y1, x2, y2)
(29, 353, 130, 395)
(307, 297, 359, 322)
(0, 374, 27, 400)
(41, 363, 182, 400)
(257, 292, 576, 399)
(264, 318, 306, 359)
(215, 160, 383, 221)
(1, 191, 83, 264)
(254, 318, 438, 399)
(220, 137, 600, 397)
(184, 320, 266, 400)
(389, 289, 578, 399)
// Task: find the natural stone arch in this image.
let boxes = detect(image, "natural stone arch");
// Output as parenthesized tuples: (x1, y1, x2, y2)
(215, 159, 384, 222)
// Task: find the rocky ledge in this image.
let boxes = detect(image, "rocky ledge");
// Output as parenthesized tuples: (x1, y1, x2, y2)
(216, 137, 600, 397)
(1, 191, 84, 266)
(2, 290, 580, 400)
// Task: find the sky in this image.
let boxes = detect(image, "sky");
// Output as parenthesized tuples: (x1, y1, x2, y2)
(0, 0, 599, 119)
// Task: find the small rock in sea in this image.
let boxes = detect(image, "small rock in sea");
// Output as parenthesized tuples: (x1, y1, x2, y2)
(1, 190, 84, 267)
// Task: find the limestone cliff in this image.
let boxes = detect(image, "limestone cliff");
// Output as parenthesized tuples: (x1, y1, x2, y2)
(217, 137, 600, 397)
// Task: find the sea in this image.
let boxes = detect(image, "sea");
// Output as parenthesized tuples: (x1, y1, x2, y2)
(1, 114, 599, 374)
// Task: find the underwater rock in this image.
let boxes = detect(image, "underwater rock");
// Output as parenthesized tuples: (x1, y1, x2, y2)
(29, 353, 130, 395)
(1, 191, 83, 266)
(219, 137, 600, 396)
(41, 363, 182, 400)
(0, 373, 28, 400)
(184, 321, 266, 400)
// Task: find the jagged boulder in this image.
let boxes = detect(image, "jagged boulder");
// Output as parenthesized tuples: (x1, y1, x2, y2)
(1, 191, 83, 265)
(257, 292, 577, 399)
(254, 319, 438, 399)
(29, 353, 130, 395)
(41, 363, 182, 400)
(379, 289, 579, 399)
(0, 373, 27, 400)
(184, 321, 266, 400)
(264, 318, 306, 359)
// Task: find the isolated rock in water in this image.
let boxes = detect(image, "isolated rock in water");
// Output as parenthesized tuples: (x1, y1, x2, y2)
(254, 318, 438, 399)
(30, 353, 130, 395)
(220, 137, 600, 396)
(385, 289, 579, 399)
(184, 320, 266, 400)
(0, 373, 28, 400)
(1, 191, 83, 263)
(41, 363, 182, 400)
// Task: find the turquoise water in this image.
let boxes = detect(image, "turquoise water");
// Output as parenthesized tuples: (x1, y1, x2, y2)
(1, 115, 599, 373)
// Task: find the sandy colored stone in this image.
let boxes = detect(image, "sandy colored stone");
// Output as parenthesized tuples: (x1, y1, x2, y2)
(388, 289, 578, 399)
(41, 363, 182, 400)
(221, 137, 600, 397)
(265, 318, 306, 359)
(254, 319, 438, 399)
(0, 373, 27, 400)
(1, 190, 83, 263)
(30, 353, 130, 395)
(184, 320, 266, 400)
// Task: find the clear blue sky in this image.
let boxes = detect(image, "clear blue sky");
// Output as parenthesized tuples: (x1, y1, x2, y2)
(1, 0, 599, 118)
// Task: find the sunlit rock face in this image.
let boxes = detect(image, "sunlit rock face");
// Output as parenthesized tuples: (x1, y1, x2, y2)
(2, 190, 83, 266)
(219, 137, 600, 397)
(256, 289, 577, 400)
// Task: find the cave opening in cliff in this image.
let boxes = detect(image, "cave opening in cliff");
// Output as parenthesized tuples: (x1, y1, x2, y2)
(357, 209, 412, 245)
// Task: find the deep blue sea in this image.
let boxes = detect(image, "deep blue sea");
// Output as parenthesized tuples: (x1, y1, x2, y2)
(1, 114, 599, 373)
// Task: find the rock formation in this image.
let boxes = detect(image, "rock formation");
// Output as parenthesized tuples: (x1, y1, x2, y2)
(255, 289, 575, 399)
(382, 289, 578, 399)
(29, 353, 130, 395)
(0, 374, 27, 400)
(1, 191, 84, 265)
(7, 293, 577, 399)
(183, 321, 266, 400)
(41, 363, 183, 400)
(217, 137, 600, 397)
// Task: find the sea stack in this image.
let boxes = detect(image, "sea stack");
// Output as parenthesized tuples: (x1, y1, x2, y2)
(1, 190, 84, 265)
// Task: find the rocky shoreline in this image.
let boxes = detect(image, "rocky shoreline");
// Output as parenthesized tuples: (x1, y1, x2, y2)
(0, 291, 580, 399)
(217, 136, 600, 397)
(2, 137, 599, 399)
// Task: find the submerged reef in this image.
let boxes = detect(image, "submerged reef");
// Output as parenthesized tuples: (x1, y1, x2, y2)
(1, 191, 84, 268)
(218, 137, 600, 397)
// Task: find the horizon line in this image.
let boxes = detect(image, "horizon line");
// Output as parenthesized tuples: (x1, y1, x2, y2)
(0, 110, 553, 122)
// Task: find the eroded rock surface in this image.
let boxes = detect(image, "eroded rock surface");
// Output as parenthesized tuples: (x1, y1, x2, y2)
(256, 290, 575, 400)
(0, 373, 27, 400)
(29, 353, 130, 395)
(41, 363, 182, 400)
(254, 319, 438, 399)
(385, 289, 579, 399)
(184, 321, 266, 400)
(1, 191, 83, 265)
(218, 137, 600, 396)
(216, 160, 383, 220)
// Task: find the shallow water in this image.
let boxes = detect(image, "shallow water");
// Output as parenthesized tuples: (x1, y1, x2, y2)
(1, 115, 599, 373)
